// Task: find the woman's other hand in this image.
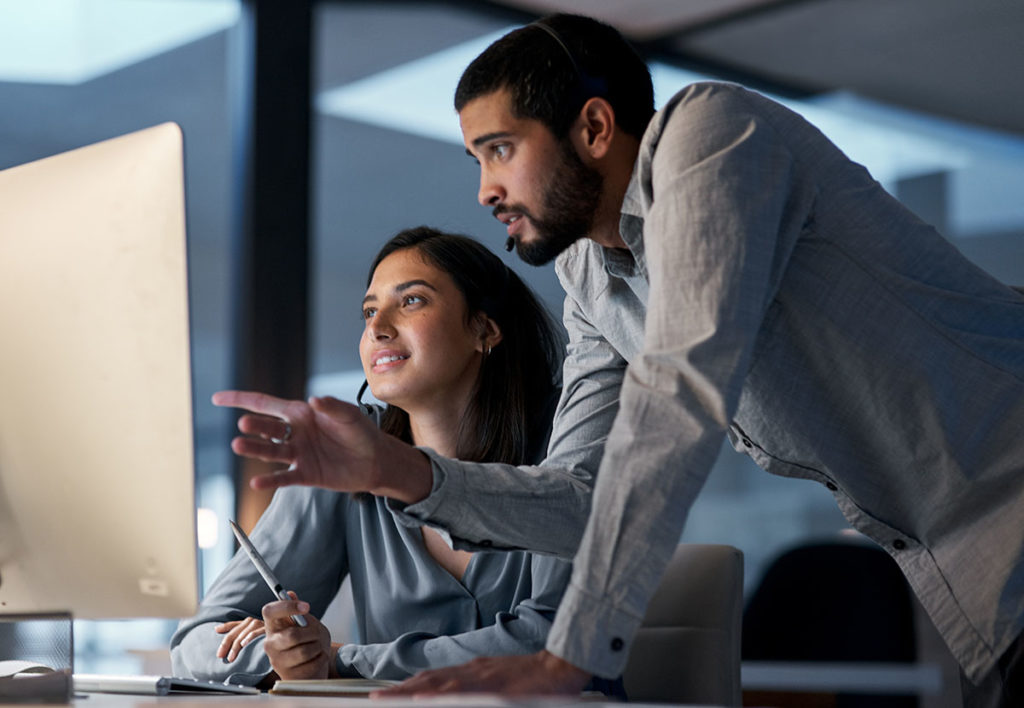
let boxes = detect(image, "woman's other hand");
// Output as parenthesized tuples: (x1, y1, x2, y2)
(215, 617, 266, 662)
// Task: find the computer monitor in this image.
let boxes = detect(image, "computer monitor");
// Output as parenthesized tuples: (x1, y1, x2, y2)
(0, 123, 198, 620)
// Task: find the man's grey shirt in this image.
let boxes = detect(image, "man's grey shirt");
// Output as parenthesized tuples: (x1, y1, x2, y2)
(170, 485, 571, 684)
(394, 82, 1024, 682)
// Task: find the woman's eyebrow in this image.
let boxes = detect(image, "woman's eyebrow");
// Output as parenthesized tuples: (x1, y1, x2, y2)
(394, 279, 438, 294)
(362, 279, 438, 306)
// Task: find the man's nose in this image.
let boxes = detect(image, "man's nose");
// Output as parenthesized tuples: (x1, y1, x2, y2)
(478, 168, 504, 207)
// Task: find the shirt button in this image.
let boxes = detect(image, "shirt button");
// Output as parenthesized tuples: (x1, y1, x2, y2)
(742, 439, 752, 448)
(893, 539, 906, 550)
(610, 637, 624, 652)
(826, 482, 838, 491)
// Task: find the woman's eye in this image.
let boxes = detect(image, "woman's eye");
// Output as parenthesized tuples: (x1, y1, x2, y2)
(362, 307, 376, 320)
(403, 294, 424, 306)
(493, 143, 509, 159)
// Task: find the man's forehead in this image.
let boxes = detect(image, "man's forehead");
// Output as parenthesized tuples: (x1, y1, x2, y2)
(456, 90, 536, 148)
(459, 89, 517, 137)
(459, 86, 512, 115)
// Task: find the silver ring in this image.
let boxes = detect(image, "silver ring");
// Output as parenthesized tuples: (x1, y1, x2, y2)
(270, 423, 292, 445)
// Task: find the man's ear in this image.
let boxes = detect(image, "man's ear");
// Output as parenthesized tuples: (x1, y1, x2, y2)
(474, 314, 503, 354)
(572, 97, 616, 160)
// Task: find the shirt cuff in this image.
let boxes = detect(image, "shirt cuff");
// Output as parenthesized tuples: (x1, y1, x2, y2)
(385, 446, 448, 522)
(385, 448, 488, 550)
(545, 580, 644, 679)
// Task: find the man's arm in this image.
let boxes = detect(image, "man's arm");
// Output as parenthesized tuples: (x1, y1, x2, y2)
(388, 290, 628, 556)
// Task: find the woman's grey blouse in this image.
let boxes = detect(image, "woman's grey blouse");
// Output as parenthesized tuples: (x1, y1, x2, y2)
(169, 485, 572, 684)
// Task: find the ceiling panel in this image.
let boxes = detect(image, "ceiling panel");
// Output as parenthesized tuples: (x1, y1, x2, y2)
(491, 0, 783, 39)
(672, 0, 1024, 135)
(487, 0, 1024, 136)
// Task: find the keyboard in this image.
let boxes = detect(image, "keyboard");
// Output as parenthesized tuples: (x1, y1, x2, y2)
(73, 674, 260, 696)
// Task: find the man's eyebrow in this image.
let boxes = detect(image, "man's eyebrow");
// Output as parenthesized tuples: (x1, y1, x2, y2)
(466, 131, 514, 155)
(361, 279, 437, 305)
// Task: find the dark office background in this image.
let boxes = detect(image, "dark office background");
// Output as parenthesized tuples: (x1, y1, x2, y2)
(1, 0, 1021, 700)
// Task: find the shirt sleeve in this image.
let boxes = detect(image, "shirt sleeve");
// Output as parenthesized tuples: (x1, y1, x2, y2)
(388, 292, 626, 558)
(547, 84, 813, 678)
(336, 554, 571, 679)
(169, 487, 350, 685)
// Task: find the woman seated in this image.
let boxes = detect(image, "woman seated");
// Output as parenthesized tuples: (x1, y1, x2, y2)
(170, 226, 570, 687)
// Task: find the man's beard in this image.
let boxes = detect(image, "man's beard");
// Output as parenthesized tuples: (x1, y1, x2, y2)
(516, 140, 603, 266)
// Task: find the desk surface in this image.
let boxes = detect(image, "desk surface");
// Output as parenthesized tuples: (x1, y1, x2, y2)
(59, 694, 714, 708)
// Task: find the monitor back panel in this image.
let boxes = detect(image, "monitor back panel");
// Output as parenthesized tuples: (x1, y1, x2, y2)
(0, 123, 198, 619)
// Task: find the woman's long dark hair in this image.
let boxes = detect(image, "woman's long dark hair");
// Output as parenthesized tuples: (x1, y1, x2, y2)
(366, 226, 564, 466)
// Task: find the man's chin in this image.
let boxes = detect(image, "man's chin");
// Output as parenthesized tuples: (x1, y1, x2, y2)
(515, 229, 581, 266)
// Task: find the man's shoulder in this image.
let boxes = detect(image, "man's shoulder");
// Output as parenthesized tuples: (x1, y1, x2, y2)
(647, 81, 761, 138)
(660, 80, 759, 113)
(635, 80, 796, 189)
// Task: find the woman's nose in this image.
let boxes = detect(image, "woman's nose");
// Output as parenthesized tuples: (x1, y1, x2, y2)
(367, 311, 396, 340)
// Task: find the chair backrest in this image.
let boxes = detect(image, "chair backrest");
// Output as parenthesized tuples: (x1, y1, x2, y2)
(742, 541, 916, 663)
(741, 541, 919, 708)
(622, 544, 744, 705)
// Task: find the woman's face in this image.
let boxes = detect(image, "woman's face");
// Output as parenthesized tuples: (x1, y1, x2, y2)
(359, 248, 487, 416)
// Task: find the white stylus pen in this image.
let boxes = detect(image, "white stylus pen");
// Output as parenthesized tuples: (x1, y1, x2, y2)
(229, 519, 308, 627)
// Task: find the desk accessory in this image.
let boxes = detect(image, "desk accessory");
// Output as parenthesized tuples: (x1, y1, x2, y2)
(0, 613, 73, 703)
(229, 520, 307, 627)
(268, 678, 399, 696)
(72, 674, 259, 696)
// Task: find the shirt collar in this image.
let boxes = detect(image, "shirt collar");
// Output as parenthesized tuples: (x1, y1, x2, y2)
(602, 164, 646, 279)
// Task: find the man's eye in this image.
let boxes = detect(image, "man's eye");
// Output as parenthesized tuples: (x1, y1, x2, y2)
(362, 308, 376, 320)
(493, 143, 509, 159)
(403, 295, 423, 306)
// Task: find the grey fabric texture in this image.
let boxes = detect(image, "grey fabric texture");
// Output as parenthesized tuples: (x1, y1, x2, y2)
(394, 82, 1024, 681)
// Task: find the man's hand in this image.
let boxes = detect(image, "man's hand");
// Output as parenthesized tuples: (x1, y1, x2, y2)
(215, 617, 266, 662)
(372, 650, 592, 697)
(212, 390, 431, 502)
(261, 593, 338, 680)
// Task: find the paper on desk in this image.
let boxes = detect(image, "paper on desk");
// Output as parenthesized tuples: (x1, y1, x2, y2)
(0, 660, 55, 678)
(270, 678, 400, 696)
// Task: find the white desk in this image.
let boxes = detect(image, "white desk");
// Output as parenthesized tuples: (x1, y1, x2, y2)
(61, 694, 715, 708)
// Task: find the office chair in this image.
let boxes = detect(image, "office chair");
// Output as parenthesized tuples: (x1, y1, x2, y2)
(742, 540, 918, 708)
(621, 544, 744, 705)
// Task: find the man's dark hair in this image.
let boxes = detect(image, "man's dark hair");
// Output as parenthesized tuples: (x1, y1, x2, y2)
(455, 13, 654, 140)
(366, 226, 564, 466)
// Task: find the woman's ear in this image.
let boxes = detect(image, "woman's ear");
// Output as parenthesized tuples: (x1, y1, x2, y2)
(572, 96, 616, 160)
(475, 315, 503, 354)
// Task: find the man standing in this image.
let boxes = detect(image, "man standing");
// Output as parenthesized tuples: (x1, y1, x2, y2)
(220, 14, 1024, 706)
